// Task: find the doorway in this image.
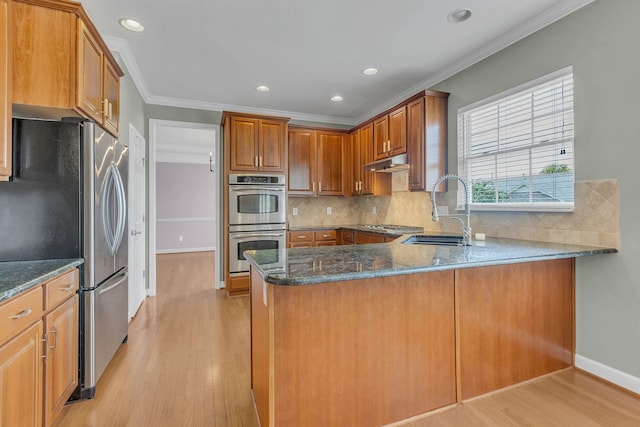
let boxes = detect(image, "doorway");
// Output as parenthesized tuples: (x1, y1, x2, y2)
(148, 119, 220, 296)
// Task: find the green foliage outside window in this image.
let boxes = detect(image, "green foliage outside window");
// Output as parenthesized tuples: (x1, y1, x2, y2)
(472, 181, 509, 203)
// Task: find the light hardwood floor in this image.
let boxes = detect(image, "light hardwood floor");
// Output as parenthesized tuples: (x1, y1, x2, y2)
(54, 252, 640, 427)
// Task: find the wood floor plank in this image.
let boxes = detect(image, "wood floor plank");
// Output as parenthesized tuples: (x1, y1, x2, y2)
(53, 252, 640, 427)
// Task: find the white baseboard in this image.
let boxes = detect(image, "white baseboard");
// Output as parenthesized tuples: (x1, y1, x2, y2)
(156, 246, 216, 254)
(575, 354, 640, 394)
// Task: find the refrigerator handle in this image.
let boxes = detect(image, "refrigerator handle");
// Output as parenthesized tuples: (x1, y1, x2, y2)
(98, 271, 128, 295)
(101, 165, 116, 255)
(112, 166, 127, 254)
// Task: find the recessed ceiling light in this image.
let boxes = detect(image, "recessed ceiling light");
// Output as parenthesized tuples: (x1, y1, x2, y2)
(119, 18, 145, 32)
(362, 67, 378, 76)
(331, 95, 344, 102)
(255, 85, 270, 92)
(447, 9, 472, 23)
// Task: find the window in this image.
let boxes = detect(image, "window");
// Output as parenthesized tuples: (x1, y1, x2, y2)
(457, 67, 574, 212)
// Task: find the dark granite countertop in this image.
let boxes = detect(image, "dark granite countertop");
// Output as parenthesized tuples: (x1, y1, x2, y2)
(245, 237, 617, 286)
(0, 259, 84, 303)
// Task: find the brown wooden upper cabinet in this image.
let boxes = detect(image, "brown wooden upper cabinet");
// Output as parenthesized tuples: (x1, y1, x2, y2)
(0, 0, 10, 180)
(350, 123, 376, 196)
(288, 127, 345, 196)
(225, 113, 288, 173)
(373, 105, 407, 161)
(11, 0, 124, 137)
(407, 91, 449, 192)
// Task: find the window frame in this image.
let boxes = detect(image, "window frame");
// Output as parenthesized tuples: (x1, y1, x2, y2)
(456, 66, 575, 213)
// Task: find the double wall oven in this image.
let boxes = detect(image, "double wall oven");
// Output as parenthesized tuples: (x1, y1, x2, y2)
(228, 174, 286, 275)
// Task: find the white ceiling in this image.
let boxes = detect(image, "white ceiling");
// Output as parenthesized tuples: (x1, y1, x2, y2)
(80, 0, 593, 126)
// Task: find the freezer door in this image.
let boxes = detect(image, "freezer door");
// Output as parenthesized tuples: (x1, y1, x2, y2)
(83, 268, 128, 390)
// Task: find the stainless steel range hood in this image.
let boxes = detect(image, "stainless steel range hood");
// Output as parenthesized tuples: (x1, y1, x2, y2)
(364, 154, 409, 173)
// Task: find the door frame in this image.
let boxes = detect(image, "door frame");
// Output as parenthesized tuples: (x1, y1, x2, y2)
(148, 119, 222, 296)
(128, 123, 146, 319)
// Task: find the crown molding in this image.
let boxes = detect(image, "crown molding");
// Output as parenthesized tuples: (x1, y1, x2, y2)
(144, 94, 358, 126)
(355, 0, 595, 123)
(104, 0, 593, 128)
(103, 36, 152, 101)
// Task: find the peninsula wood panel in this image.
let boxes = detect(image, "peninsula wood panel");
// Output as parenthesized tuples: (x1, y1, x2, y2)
(268, 272, 456, 427)
(457, 259, 575, 400)
(250, 269, 272, 427)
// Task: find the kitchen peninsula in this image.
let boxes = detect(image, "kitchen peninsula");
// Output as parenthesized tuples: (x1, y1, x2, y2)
(246, 237, 616, 427)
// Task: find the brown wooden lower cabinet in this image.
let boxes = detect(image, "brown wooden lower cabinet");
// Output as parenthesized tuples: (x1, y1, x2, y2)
(250, 258, 575, 426)
(0, 267, 79, 427)
(0, 321, 43, 427)
(287, 229, 337, 247)
(227, 274, 250, 296)
(44, 296, 78, 426)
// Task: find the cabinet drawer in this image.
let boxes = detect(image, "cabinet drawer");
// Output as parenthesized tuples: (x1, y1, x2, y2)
(289, 231, 314, 243)
(341, 231, 355, 244)
(315, 230, 337, 241)
(0, 286, 44, 345)
(44, 270, 79, 310)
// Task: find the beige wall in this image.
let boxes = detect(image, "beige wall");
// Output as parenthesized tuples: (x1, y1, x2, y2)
(431, 0, 639, 378)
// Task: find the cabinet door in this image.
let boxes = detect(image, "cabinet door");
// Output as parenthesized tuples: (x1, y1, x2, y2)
(389, 106, 407, 155)
(11, 2, 76, 110)
(373, 116, 389, 160)
(0, 321, 43, 427)
(316, 132, 344, 195)
(77, 19, 103, 124)
(355, 231, 386, 244)
(407, 97, 426, 191)
(229, 117, 259, 171)
(425, 94, 448, 192)
(359, 123, 374, 195)
(103, 59, 120, 136)
(288, 129, 316, 195)
(0, 0, 9, 179)
(349, 129, 360, 196)
(44, 297, 78, 427)
(259, 119, 286, 172)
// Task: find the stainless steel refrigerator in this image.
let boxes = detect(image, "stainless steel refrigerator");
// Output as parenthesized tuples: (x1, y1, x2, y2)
(0, 118, 129, 399)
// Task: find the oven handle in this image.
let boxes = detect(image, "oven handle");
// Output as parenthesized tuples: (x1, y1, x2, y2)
(230, 187, 285, 192)
(230, 233, 285, 240)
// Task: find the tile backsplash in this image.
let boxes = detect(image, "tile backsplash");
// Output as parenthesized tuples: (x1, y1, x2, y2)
(287, 175, 620, 249)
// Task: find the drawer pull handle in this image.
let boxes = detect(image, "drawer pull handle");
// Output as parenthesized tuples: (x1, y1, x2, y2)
(10, 308, 32, 319)
(61, 283, 75, 291)
(322, 234, 330, 238)
(297, 235, 307, 239)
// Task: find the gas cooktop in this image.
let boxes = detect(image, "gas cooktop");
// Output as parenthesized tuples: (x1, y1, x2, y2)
(358, 224, 424, 234)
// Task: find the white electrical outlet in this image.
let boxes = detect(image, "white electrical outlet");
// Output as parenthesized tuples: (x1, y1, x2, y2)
(326, 207, 332, 215)
(372, 206, 377, 215)
(179, 235, 184, 242)
(292, 207, 298, 216)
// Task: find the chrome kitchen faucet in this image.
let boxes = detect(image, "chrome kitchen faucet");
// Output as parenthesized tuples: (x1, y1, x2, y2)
(430, 174, 472, 246)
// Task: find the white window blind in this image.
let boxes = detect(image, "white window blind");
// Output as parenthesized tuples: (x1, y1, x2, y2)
(457, 67, 575, 212)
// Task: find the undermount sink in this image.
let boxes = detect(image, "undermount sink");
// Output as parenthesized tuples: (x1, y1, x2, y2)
(402, 234, 470, 246)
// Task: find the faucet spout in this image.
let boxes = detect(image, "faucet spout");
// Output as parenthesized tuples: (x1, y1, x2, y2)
(430, 174, 472, 245)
